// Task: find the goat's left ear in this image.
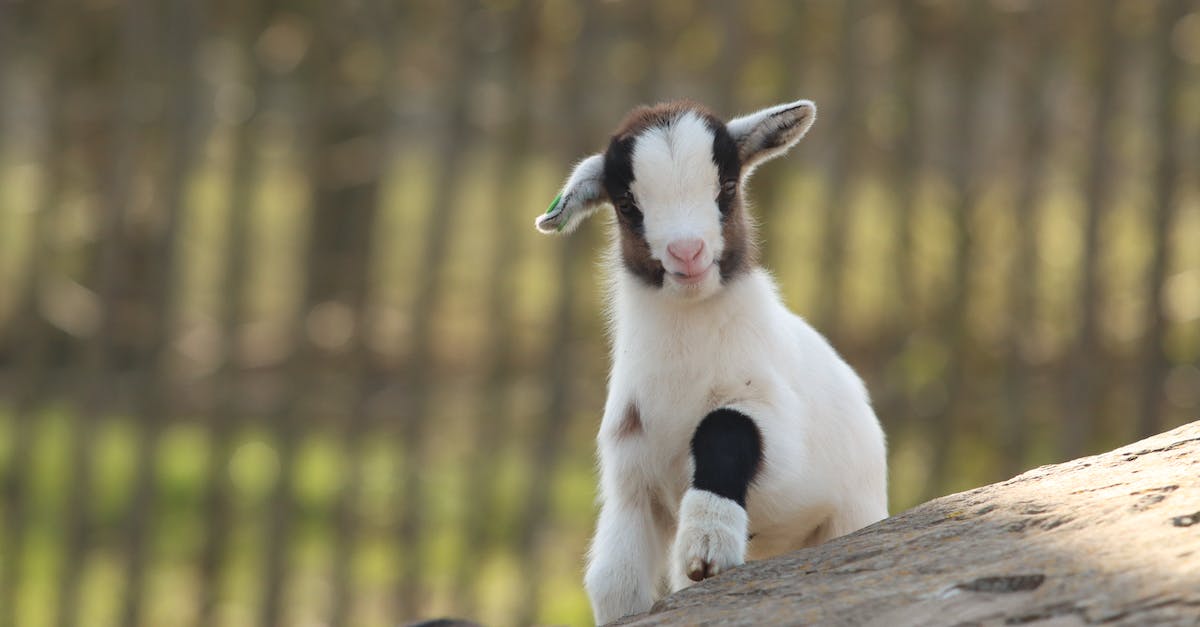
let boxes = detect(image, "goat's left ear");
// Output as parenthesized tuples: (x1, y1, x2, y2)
(726, 100, 817, 174)
(534, 154, 608, 235)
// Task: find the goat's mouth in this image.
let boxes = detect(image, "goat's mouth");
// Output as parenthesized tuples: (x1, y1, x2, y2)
(668, 263, 715, 286)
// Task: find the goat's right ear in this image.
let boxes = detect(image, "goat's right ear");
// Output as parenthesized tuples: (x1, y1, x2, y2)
(534, 154, 608, 235)
(727, 100, 816, 176)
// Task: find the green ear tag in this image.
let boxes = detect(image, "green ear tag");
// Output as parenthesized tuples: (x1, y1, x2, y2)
(545, 192, 566, 232)
(545, 193, 562, 215)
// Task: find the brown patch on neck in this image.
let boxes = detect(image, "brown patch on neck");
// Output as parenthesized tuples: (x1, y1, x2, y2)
(617, 401, 643, 439)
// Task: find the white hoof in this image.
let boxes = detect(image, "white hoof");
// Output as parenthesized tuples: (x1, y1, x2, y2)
(671, 489, 747, 588)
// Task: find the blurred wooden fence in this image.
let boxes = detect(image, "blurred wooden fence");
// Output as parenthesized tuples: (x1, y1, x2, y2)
(0, 0, 1198, 625)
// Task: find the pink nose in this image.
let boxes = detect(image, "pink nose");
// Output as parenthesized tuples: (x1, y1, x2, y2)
(667, 238, 705, 266)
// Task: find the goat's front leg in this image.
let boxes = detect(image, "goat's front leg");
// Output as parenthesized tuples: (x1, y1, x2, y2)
(585, 478, 668, 624)
(671, 408, 762, 590)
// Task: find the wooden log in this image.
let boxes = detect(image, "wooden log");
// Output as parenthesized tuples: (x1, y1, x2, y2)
(615, 421, 1200, 626)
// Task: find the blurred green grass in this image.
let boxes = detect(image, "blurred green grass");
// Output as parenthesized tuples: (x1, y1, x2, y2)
(0, 399, 1101, 626)
(0, 403, 599, 626)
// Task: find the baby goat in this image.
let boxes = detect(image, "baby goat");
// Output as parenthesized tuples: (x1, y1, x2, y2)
(534, 99, 888, 625)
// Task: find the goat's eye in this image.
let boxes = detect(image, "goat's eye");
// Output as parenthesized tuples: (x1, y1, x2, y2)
(719, 180, 738, 201)
(616, 194, 642, 222)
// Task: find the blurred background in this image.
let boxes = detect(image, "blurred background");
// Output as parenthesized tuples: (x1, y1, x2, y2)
(0, 0, 1198, 625)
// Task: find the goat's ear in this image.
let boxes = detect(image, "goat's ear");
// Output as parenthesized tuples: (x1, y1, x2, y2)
(534, 154, 609, 234)
(726, 100, 816, 174)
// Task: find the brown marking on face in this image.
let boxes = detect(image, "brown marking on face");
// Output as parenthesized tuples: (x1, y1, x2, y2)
(717, 192, 758, 282)
(603, 100, 759, 288)
(617, 401, 643, 439)
(616, 219, 665, 286)
(611, 99, 718, 142)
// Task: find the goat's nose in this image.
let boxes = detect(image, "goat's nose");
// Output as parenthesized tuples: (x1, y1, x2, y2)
(667, 238, 705, 265)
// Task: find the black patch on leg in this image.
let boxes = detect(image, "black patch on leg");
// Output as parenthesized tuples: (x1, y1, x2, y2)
(690, 408, 763, 507)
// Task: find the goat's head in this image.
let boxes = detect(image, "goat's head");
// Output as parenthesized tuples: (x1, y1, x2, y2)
(535, 99, 816, 300)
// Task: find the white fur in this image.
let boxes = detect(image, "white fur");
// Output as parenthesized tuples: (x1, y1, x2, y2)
(587, 267, 888, 623)
(537, 100, 887, 625)
(631, 112, 726, 298)
(670, 489, 748, 591)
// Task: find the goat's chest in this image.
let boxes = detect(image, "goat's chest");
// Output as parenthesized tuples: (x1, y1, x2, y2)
(604, 319, 787, 523)
(610, 317, 785, 453)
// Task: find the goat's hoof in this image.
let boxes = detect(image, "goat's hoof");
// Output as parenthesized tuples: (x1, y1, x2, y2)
(673, 490, 748, 587)
(687, 556, 720, 581)
(679, 531, 740, 583)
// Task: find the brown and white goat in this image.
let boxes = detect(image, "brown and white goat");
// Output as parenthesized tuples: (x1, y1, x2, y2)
(535, 99, 888, 625)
